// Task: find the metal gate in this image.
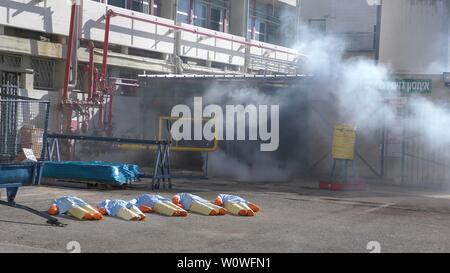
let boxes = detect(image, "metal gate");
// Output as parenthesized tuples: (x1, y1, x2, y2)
(0, 72, 19, 159)
(306, 99, 386, 181)
(401, 104, 450, 187)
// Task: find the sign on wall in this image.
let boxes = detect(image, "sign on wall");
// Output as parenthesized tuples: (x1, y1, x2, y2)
(379, 79, 432, 94)
(332, 124, 356, 160)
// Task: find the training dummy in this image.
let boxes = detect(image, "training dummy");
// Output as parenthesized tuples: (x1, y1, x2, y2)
(130, 194, 187, 217)
(48, 196, 103, 220)
(98, 199, 146, 221)
(172, 193, 226, 216)
(214, 194, 260, 216)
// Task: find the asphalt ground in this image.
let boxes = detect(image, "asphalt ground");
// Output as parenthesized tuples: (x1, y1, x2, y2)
(1, 178, 450, 253)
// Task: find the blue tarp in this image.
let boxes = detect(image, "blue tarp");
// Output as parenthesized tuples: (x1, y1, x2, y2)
(217, 194, 250, 205)
(129, 194, 171, 208)
(174, 193, 212, 210)
(98, 199, 138, 216)
(53, 196, 89, 215)
(42, 161, 140, 185)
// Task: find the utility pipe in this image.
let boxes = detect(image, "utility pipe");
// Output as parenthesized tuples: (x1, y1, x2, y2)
(101, 9, 114, 79)
(70, 1, 81, 88)
(87, 41, 95, 99)
(62, 2, 78, 100)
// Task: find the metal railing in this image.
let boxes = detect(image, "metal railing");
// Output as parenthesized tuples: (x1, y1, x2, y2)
(101, 8, 303, 76)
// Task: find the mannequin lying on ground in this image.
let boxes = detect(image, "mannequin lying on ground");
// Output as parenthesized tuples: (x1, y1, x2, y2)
(172, 193, 226, 216)
(98, 199, 146, 221)
(214, 194, 261, 216)
(129, 194, 187, 217)
(48, 196, 103, 220)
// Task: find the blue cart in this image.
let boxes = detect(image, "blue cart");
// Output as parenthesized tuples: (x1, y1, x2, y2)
(0, 95, 63, 226)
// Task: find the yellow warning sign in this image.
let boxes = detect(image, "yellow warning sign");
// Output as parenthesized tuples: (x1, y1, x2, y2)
(332, 124, 356, 160)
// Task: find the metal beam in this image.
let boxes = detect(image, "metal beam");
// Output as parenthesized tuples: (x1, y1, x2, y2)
(47, 133, 169, 145)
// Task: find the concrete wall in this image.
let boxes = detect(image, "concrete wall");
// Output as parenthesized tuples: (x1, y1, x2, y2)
(379, 0, 450, 75)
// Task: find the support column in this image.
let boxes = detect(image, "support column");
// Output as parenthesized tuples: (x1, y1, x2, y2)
(20, 56, 34, 91)
(160, 0, 177, 20)
(229, 0, 249, 38)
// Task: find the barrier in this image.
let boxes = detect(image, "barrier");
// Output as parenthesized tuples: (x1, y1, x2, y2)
(0, 95, 63, 226)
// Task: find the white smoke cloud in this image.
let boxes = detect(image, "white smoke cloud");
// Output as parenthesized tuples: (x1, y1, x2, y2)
(184, 23, 450, 186)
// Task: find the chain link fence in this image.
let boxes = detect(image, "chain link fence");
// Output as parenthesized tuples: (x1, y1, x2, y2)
(0, 95, 50, 163)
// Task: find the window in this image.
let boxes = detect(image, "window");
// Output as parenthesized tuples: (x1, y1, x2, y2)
(177, 0, 228, 32)
(177, 0, 190, 24)
(209, 6, 224, 31)
(194, 2, 207, 28)
(131, 0, 143, 12)
(247, 1, 280, 43)
(108, 0, 125, 8)
(248, 19, 267, 42)
(31, 58, 55, 90)
(153, 0, 160, 16)
(0, 54, 21, 68)
(106, 0, 159, 15)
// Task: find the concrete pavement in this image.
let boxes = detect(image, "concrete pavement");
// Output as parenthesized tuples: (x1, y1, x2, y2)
(1, 178, 450, 253)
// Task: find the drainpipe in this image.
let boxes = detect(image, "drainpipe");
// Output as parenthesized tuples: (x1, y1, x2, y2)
(87, 41, 95, 99)
(71, 0, 81, 87)
(251, 0, 256, 40)
(375, 0, 382, 63)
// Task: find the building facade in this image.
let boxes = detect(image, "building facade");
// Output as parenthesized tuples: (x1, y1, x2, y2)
(0, 0, 301, 97)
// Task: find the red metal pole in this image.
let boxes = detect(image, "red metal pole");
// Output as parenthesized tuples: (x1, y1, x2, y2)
(101, 10, 113, 80)
(62, 3, 77, 101)
(149, 0, 154, 15)
(87, 41, 95, 99)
